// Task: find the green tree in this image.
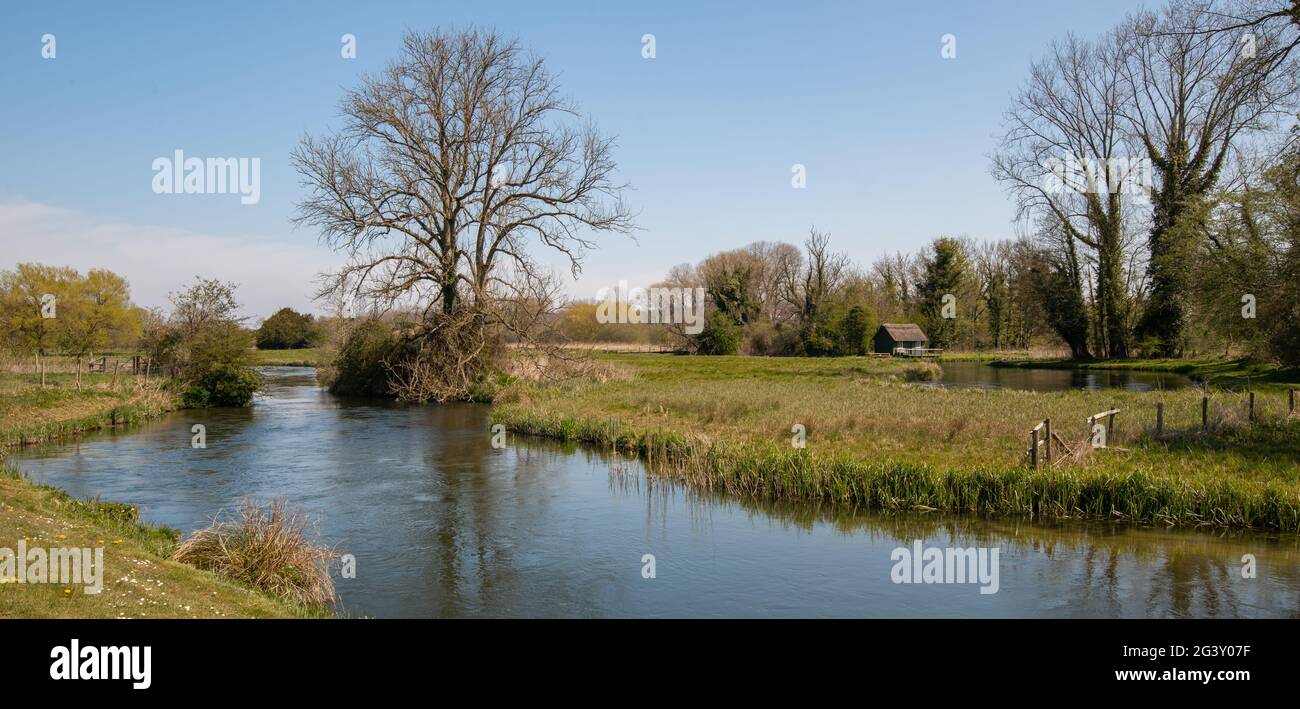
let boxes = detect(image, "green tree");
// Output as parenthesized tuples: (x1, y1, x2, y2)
(56, 269, 138, 360)
(917, 237, 968, 349)
(151, 278, 261, 407)
(840, 304, 877, 356)
(707, 266, 761, 327)
(256, 307, 322, 349)
(0, 264, 75, 359)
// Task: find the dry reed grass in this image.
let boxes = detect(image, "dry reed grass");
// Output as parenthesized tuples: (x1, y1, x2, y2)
(172, 499, 338, 611)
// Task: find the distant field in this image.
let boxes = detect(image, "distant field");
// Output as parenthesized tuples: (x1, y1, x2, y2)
(492, 352, 1300, 529)
(249, 348, 323, 366)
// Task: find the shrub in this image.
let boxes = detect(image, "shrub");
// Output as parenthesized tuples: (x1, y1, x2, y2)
(182, 323, 261, 406)
(697, 313, 741, 355)
(181, 385, 210, 408)
(319, 319, 399, 396)
(190, 362, 261, 407)
(744, 320, 801, 356)
(173, 499, 337, 611)
(140, 278, 262, 407)
(903, 362, 942, 382)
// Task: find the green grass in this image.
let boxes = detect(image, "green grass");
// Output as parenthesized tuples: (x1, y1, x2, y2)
(990, 357, 1300, 390)
(491, 353, 1300, 530)
(0, 466, 309, 618)
(249, 347, 324, 366)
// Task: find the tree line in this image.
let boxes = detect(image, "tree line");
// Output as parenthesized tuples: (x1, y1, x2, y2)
(556, 0, 1300, 364)
(0, 265, 273, 406)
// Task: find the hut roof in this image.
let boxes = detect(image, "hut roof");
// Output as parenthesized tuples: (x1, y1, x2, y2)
(878, 323, 928, 342)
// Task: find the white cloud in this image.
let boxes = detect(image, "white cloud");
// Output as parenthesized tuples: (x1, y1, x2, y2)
(0, 202, 338, 320)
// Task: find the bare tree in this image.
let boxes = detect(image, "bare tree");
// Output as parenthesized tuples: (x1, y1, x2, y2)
(778, 228, 849, 335)
(652, 263, 705, 352)
(870, 251, 919, 321)
(1155, 0, 1300, 66)
(971, 240, 1013, 350)
(992, 33, 1142, 358)
(293, 28, 634, 399)
(1123, 0, 1299, 354)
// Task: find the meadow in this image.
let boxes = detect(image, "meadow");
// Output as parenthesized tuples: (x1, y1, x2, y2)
(491, 353, 1300, 530)
(249, 347, 324, 366)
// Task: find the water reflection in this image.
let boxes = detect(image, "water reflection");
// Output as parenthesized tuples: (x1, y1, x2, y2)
(610, 462, 1300, 618)
(936, 361, 1192, 392)
(6, 367, 1294, 618)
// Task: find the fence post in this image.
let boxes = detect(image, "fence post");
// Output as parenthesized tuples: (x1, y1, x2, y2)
(1156, 402, 1164, 438)
(1202, 396, 1209, 430)
(111, 361, 120, 389)
(1045, 418, 1053, 466)
(1249, 391, 1256, 423)
(1108, 407, 1117, 441)
(1030, 428, 1039, 469)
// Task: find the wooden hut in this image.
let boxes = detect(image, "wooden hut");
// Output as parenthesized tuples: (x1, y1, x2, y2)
(873, 323, 930, 356)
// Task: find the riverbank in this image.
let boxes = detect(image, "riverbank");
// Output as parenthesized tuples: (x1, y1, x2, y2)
(490, 353, 1300, 530)
(0, 373, 305, 618)
(0, 375, 176, 449)
(0, 467, 305, 618)
(989, 357, 1300, 390)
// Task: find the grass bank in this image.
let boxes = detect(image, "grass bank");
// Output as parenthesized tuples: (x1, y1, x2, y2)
(0, 373, 310, 618)
(0, 466, 305, 618)
(989, 357, 1300, 390)
(0, 376, 176, 449)
(491, 353, 1300, 530)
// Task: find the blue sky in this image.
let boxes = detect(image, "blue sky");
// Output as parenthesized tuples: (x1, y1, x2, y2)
(0, 0, 1151, 318)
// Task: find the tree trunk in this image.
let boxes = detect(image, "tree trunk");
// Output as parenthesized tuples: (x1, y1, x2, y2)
(441, 282, 457, 315)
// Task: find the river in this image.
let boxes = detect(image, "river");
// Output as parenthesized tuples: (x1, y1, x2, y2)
(6, 367, 1297, 618)
(936, 360, 1192, 392)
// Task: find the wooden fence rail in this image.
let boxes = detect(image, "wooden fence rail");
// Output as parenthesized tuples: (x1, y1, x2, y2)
(1087, 408, 1120, 446)
(1027, 389, 1300, 463)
